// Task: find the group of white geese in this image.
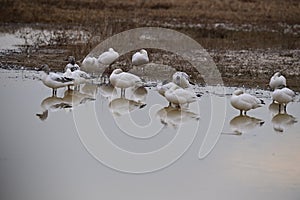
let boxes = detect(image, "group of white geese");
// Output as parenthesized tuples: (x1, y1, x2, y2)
(37, 47, 296, 117)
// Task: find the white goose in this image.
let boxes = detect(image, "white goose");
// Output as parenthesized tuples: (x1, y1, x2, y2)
(65, 56, 80, 72)
(272, 86, 295, 112)
(132, 49, 149, 66)
(157, 81, 178, 97)
(269, 72, 286, 90)
(98, 48, 119, 65)
(172, 71, 194, 88)
(109, 69, 143, 97)
(164, 84, 197, 108)
(64, 68, 91, 87)
(38, 64, 74, 96)
(81, 56, 99, 73)
(230, 89, 264, 115)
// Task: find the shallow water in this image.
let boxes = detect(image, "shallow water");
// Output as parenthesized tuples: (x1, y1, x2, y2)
(0, 69, 300, 200)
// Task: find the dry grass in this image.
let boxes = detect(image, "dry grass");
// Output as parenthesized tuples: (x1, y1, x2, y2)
(1, 0, 299, 25)
(0, 0, 299, 91)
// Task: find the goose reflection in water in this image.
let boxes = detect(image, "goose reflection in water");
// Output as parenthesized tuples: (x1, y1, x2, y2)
(81, 83, 98, 99)
(228, 115, 265, 135)
(36, 96, 72, 121)
(129, 86, 148, 104)
(156, 106, 200, 129)
(268, 101, 281, 117)
(62, 89, 96, 109)
(271, 112, 297, 133)
(99, 83, 117, 100)
(108, 97, 146, 117)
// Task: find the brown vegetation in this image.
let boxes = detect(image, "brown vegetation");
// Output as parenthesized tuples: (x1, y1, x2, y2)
(0, 0, 299, 90)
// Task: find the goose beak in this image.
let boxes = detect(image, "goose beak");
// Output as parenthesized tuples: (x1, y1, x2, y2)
(189, 80, 195, 85)
(37, 65, 44, 71)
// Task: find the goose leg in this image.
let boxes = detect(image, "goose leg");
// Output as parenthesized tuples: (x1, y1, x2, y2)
(121, 88, 125, 98)
(52, 89, 57, 97)
(244, 111, 247, 115)
(284, 104, 287, 113)
(240, 110, 243, 116)
(279, 104, 281, 113)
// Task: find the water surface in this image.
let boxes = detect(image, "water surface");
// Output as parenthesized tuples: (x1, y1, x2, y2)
(0, 69, 299, 200)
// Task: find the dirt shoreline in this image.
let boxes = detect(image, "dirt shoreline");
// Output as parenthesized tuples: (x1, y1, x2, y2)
(0, 0, 299, 91)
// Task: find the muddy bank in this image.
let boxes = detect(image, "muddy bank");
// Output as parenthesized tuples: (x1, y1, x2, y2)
(0, 0, 299, 91)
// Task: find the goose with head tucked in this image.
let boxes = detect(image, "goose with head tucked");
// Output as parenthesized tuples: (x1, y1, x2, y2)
(109, 68, 143, 97)
(164, 84, 197, 108)
(81, 56, 100, 74)
(269, 72, 286, 90)
(98, 48, 119, 65)
(172, 71, 194, 88)
(157, 81, 178, 97)
(132, 49, 149, 66)
(272, 85, 295, 112)
(65, 56, 80, 72)
(230, 89, 264, 115)
(38, 64, 74, 96)
(64, 68, 92, 87)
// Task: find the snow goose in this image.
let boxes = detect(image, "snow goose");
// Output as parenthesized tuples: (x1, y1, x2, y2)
(64, 68, 92, 86)
(109, 68, 143, 97)
(132, 49, 149, 66)
(230, 89, 264, 115)
(81, 56, 99, 73)
(269, 72, 286, 90)
(272, 86, 295, 112)
(38, 64, 74, 96)
(65, 56, 80, 72)
(98, 48, 119, 65)
(164, 84, 197, 108)
(157, 81, 178, 97)
(172, 71, 194, 88)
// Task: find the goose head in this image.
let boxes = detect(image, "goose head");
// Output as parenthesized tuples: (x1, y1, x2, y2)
(273, 71, 280, 76)
(109, 48, 114, 52)
(112, 68, 123, 75)
(37, 64, 51, 74)
(68, 56, 76, 65)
